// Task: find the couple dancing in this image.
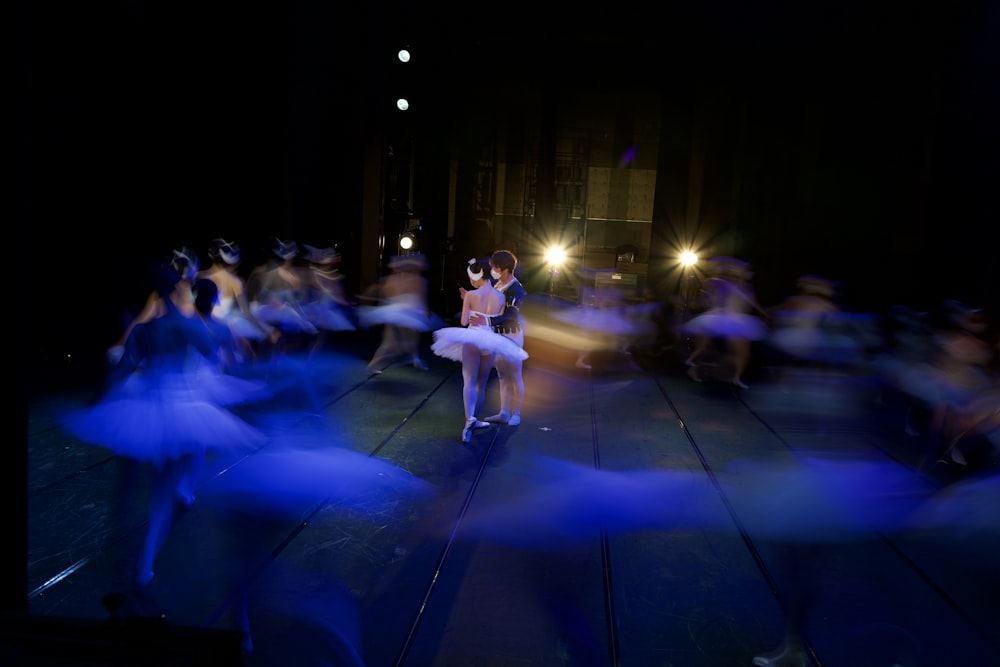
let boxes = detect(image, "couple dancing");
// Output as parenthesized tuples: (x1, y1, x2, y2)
(432, 251, 528, 443)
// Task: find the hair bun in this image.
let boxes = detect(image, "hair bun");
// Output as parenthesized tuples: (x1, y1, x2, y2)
(467, 258, 477, 266)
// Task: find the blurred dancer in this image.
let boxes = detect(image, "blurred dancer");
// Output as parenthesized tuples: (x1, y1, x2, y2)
(898, 300, 997, 469)
(680, 256, 769, 388)
(470, 250, 526, 426)
(198, 238, 278, 361)
(300, 244, 358, 351)
(61, 261, 266, 588)
(247, 238, 318, 352)
(190, 277, 272, 408)
(198, 432, 434, 657)
(359, 253, 439, 373)
(431, 258, 528, 443)
(553, 286, 656, 370)
(107, 247, 200, 364)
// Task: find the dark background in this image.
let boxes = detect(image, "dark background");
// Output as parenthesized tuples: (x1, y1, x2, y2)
(17, 1, 1000, 384)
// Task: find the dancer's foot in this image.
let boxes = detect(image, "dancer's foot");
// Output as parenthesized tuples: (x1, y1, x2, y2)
(462, 419, 477, 444)
(507, 413, 521, 426)
(484, 413, 510, 424)
(732, 379, 749, 390)
(686, 365, 702, 383)
(470, 419, 490, 429)
(950, 447, 967, 465)
(413, 359, 429, 371)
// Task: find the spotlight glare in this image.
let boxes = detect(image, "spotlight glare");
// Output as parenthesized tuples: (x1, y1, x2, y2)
(544, 246, 567, 266)
(398, 48, 411, 63)
(396, 98, 409, 111)
(399, 233, 414, 250)
(680, 250, 698, 267)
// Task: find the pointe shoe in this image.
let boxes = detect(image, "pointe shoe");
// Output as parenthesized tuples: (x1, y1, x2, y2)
(686, 366, 702, 383)
(462, 419, 478, 443)
(732, 379, 749, 390)
(484, 413, 510, 424)
(470, 419, 490, 429)
(507, 414, 521, 426)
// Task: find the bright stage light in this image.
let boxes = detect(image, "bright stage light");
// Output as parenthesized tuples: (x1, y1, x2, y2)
(396, 97, 410, 111)
(680, 250, 698, 267)
(544, 246, 567, 266)
(399, 232, 415, 251)
(397, 48, 411, 63)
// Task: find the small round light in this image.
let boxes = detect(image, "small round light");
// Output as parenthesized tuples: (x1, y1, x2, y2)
(399, 234, 414, 250)
(398, 49, 411, 63)
(680, 250, 698, 267)
(396, 98, 409, 111)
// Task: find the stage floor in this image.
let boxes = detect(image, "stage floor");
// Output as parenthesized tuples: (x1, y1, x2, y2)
(16, 299, 1000, 666)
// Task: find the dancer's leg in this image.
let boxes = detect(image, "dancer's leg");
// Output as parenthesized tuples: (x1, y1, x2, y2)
(485, 357, 511, 422)
(136, 460, 183, 586)
(730, 337, 752, 388)
(475, 353, 494, 417)
(685, 336, 711, 365)
(508, 359, 524, 424)
(461, 345, 480, 420)
(176, 450, 205, 508)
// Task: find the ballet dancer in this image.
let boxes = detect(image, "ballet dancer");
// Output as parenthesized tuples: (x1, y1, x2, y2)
(432, 258, 528, 443)
(469, 250, 526, 426)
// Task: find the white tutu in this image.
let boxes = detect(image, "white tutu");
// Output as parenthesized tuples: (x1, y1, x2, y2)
(552, 307, 635, 336)
(431, 326, 529, 364)
(357, 302, 444, 332)
(251, 301, 319, 334)
(717, 457, 930, 542)
(680, 310, 769, 340)
(60, 373, 267, 468)
(768, 327, 863, 365)
(199, 444, 434, 518)
(302, 301, 357, 332)
(214, 297, 273, 341)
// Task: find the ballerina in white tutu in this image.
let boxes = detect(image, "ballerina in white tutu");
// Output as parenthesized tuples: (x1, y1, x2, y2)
(432, 258, 528, 443)
(61, 261, 266, 588)
(359, 253, 441, 372)
(680, 256, 769, 388)
(247, 238, 319, 347)
(300, 244, 358, 339)
(198, 238, 278, 361)
(107, 246, 201, 365)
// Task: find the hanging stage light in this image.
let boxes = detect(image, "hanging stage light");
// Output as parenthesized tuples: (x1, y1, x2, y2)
(395, 44, 412, 112)
(399, 232, 416, 252)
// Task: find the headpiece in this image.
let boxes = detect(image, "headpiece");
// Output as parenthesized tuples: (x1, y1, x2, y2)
(467, 257, 484, 282)
(303, 244, 340, 265)
(170, 247, 200, 281)
(272, 238, 299, 261)
(209, 238, 241, 266)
